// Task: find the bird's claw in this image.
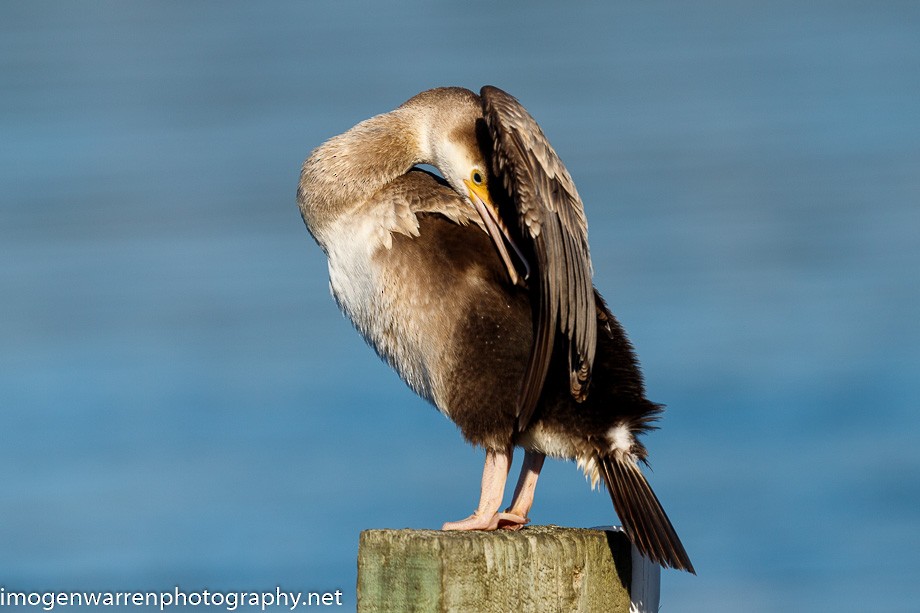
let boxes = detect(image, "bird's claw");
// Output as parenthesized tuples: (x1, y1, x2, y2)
(441, 511, 529, 532)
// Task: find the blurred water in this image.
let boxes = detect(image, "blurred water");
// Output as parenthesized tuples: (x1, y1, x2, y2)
(2, 2, 918, 611)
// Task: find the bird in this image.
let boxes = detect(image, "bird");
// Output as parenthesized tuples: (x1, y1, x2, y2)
(297, 85, 694, 573)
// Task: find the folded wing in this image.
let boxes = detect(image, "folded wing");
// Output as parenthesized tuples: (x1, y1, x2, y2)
(480, 85, 597, 431)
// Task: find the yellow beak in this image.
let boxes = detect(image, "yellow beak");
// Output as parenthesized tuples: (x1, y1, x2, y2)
(464, 179, 530, 287)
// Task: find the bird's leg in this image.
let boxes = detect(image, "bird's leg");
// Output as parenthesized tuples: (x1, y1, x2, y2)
(499, 450, 546, 531)
(442, 446, 527, 531)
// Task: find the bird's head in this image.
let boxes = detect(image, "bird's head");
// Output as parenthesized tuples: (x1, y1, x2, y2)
(406, 87, 530, 286)
(438, 131, 530, 287)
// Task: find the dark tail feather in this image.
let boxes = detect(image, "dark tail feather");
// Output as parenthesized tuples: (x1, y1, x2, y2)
(600, 454, 695, 574)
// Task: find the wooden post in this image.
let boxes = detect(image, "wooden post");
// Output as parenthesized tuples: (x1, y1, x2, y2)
(357, 525, 657, 613)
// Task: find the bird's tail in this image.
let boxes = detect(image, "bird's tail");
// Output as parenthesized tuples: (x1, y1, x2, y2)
(599, 454, 695, 574)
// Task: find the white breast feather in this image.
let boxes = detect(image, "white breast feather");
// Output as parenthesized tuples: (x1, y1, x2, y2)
(321, 206, 439, 409)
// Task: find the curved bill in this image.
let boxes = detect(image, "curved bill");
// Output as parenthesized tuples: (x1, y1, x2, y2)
(464, 180, 531, 287)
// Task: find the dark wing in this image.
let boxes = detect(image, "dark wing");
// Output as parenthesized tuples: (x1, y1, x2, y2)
(480, 85, 597, 431)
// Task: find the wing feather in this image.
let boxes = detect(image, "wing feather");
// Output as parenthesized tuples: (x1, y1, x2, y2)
(480, 86, 597, 431)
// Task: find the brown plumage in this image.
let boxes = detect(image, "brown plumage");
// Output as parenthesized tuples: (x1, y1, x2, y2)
(297, 86, 694, 573)
(481, 85, 596, 430)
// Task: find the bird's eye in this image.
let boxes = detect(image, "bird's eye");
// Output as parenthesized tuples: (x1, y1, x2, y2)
(471, 169, 484, 185)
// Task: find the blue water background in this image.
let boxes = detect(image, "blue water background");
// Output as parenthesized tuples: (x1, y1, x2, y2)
(2, 2, 919, 611)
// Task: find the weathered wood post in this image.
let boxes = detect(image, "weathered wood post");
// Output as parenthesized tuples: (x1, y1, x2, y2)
(357, 525, 660, 613)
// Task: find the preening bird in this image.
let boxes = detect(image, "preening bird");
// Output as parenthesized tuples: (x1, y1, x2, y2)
(297, 86, 694, 573)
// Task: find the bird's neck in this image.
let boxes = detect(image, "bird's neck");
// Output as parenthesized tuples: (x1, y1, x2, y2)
(298, 106, 435, 243)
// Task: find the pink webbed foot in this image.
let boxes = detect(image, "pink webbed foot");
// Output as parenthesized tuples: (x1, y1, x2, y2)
(499, 450, 546, 531)
(440, 447, 516, 532)
(442, 511, 528, 532)
(497, 512, 530, 531)
(440, 448, 545, 532)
